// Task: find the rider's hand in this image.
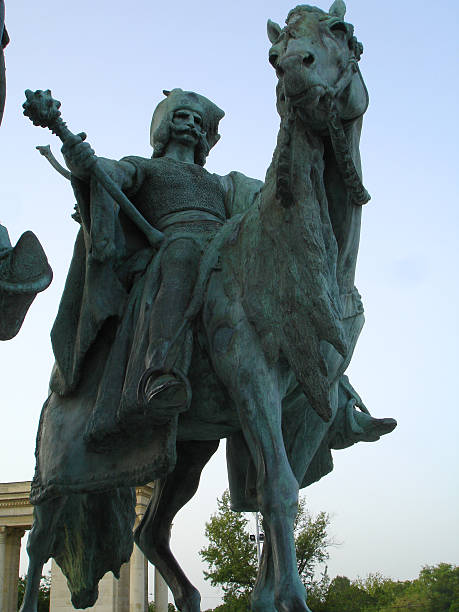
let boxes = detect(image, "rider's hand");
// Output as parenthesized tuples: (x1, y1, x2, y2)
(61, 132, 97, 181)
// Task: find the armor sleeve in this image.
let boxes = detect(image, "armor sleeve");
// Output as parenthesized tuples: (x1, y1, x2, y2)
(119, 155, 147, 197)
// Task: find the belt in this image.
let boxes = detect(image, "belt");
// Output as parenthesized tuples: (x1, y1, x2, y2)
(156, 210, 225, 231)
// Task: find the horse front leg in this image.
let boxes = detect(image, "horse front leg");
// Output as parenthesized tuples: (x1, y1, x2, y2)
(238, 380, 309, 612)
(251, 521, 276, 612)
(211, 316, 309, 612)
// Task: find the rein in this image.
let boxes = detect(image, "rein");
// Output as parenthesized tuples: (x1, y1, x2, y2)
(326, 102, 370, 206)
(275, 59, 371, 208)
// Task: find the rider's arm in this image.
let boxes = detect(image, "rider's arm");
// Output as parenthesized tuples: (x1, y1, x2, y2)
(61, 134, 137, 191)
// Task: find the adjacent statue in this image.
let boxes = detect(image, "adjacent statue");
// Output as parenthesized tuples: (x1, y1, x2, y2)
(20, 2, 396, 611)
(0, 0, 52, 341)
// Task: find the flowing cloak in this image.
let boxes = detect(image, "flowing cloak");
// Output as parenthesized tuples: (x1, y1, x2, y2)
(30, 155, 383, 603)
(29, 157, 263, 604)
(32, 158, 263, 504)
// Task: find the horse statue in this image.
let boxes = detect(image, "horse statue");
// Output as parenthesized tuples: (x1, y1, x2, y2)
(20, 2, 396, 611)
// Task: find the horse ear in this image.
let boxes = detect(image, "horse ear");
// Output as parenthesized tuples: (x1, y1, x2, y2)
(329, 0, 346, 19)
(163, 90, 171, 97)
(267, 19, 282, 44)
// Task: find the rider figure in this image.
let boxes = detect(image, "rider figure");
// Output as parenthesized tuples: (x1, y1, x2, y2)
(62, 89, 226, 423)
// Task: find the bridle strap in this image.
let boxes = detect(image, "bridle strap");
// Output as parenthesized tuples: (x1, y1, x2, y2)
(326, 100, 370, 206)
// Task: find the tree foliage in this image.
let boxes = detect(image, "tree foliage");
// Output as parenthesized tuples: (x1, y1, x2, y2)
(200, 490, 258, 602)
(200, 490, 459, 611)
(17, 574, 50, 611)
(200, 490, 332, 611)
(148, 603, 177, 611)
(310, 563, 459, 612)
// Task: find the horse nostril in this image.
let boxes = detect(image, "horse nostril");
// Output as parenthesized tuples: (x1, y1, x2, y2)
(303, 53, 315, 67)
(276, 66, 285, 78)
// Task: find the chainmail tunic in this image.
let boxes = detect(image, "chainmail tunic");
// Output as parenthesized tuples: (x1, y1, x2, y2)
(122, 155, 227, 228)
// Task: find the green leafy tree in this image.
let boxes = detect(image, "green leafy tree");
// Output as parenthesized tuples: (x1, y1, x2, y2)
(323, 575, 374, 612)
(17, 574, 50, 611)
(295, 497, 332, 590)
(418, 563, 459, 612)
(200, 490, 332, 611)
(315, 564, 458, 611)
(356, 573, 413, 610)
(200, 490, 258, 605)
(148, 602, 177, 611)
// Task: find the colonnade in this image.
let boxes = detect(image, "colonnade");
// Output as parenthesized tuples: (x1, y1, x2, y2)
(0, 481, 169, 611)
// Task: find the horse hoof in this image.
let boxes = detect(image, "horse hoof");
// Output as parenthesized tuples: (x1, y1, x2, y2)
(252, 599, 276, 612)
(274, 581, 310, 612)
(275, 599, 311, 612)
(176, 589, 201, 612)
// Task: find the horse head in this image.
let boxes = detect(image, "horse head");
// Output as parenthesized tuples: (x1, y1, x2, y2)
(267, 1, 368, 129)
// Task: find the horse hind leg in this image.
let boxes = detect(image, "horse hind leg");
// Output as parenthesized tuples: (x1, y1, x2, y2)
(19, 497, 66, 612)
(135, 439, 219, 612)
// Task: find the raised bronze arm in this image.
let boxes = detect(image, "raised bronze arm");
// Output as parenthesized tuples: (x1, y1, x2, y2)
(23, 89, 164, 248)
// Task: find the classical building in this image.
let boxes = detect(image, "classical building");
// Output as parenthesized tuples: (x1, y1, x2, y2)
(0, 481, 168, 611)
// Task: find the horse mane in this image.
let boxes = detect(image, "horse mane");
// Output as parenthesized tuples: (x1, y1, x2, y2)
(234, 64, 369, 420)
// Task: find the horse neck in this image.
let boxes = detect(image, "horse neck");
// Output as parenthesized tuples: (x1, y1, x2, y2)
(252, 111, 363, 297)
(255, 113, 340, 289)
(233, 112, 342, 324)
(230, 114, 347, 408)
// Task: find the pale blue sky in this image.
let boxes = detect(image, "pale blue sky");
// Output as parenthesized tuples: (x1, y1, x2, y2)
(0, 0, 458, 608)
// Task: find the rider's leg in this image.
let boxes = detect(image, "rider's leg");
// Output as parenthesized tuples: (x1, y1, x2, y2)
(135, 439, 219, 612)
(147, 237, 201, 367)
(141, 238, 201, 417)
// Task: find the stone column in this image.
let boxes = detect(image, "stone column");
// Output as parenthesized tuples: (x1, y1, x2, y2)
(129, 542, 147, 612)
(0, 526, 7, 611)
(154, 568, 168, 612)
(117, 561, 130, 612)
(0, 526, 25, 611)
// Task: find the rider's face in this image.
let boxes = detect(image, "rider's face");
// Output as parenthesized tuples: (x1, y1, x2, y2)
(170, 108, 203, 147)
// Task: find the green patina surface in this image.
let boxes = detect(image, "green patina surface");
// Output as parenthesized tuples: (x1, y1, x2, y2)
(20, 3, 396, 611)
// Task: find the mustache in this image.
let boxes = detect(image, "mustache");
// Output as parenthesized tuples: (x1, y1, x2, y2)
(169, 123, 203, 138)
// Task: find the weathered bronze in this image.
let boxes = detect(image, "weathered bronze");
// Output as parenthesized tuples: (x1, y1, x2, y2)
(0, 2, 52, 341)
(20, 3, 396, 611)
(0, 226, 52, 340)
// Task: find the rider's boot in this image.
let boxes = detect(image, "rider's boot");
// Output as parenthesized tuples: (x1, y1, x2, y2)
(138, 340, 191, 424)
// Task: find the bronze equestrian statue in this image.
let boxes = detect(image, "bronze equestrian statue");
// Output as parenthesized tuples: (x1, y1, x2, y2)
(20, 2, 396, 610)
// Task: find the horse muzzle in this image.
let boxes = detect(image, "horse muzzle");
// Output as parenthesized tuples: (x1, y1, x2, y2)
(277, 54, 327, 108)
